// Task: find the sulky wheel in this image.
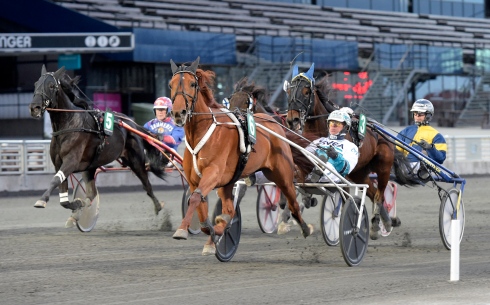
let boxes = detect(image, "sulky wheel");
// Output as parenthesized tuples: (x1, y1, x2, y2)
(339, 197, 369, 267)
(439, 188, 465, 250)
(256, 185, 281, 234)
(320, 190, 343, 246)
(72, 180, 100, 233)
(213, 199, 242, 262)
(181, 185, 204, 235)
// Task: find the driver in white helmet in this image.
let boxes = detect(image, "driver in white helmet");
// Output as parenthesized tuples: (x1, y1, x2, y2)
(396, 99, 447, 172)
(306, 109, 359, 183)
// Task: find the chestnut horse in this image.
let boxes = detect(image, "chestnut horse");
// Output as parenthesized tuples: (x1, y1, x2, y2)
(286, 64, 418, 239)
(169, 57, 312, 255)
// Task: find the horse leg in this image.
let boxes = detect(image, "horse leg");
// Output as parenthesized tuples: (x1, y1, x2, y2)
(65, 170, 97, 228)
(215, 184, 235, 235)
(34, 168, 71, 208)
(173, 168, 219, 242)
(277, 194, 305, 235)
(358, 177, 383, 240)
(198, 184, 236, 256)
(271, 176, 312, 238)
(371, 165, 396, 239)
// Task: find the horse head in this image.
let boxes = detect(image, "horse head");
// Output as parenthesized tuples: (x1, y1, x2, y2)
(169, 57, 200, 126)
(228, 78, 268, 113)
(286, 63, 315, 131)
(29, 65, 66, 119)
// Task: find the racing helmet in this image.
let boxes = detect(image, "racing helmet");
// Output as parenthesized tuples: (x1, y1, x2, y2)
(153, 97, 172, 115)
(410, 99, 434, 124)
(327, 109, 351, 138)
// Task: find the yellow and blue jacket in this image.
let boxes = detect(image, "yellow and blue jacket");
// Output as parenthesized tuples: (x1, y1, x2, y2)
(396, 125, 447, 164)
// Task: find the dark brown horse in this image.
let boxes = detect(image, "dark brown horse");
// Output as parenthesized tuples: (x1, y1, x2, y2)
(227, 78, 283, 119)
(286, 65, 418, 239)
(29, 66, 168, 219)
(169, 57, 312, 255)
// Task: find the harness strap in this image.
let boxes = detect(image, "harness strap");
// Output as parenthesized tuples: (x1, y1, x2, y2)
(219, 108, 248, 154)
(185, 121, 216, 177)
(51, 128, 102, 137)
(185, 108, 247, 178)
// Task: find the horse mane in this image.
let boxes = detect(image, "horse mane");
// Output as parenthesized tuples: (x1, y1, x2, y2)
(196, 69, 221, 108)
(234, 77, 274, 113)
(314, 75, 339, 113)
(59, 74, 94, 110)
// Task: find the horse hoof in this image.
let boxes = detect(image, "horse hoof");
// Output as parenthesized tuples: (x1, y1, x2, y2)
(277, 222, 291, 235)
(382, 220, 392, 232)
(34, 200, 46, 208)
(172, 229, 188, 240)
(370, 228, 379, 240)
(307, 224, 314, 235)
(202, 244, 216, 256)
(391, 217, 401, 227)
(65, 216, 76, 228)
(215, 214, 231, 226)
(154, 201, 164, 215)
(301, 224, 314, 238)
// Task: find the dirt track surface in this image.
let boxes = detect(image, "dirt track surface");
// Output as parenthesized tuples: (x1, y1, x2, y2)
(1, 176, 490, 305)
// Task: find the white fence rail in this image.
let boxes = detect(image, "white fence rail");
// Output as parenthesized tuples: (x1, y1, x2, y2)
(1, 140, 55, 174)
(0, 135, 490, 176)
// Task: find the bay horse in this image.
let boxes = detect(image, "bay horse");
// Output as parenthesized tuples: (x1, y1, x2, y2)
(169, 57, 312, 255)
(227, 77, 287, 125)
(29, 66, 168, 218)
(286, 64, 419, 239)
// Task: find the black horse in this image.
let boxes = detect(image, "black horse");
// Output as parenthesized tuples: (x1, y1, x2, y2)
(29, 65, 168, 216)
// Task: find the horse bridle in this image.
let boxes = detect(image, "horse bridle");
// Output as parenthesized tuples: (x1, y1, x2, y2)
(287, 75, 315, 129)
(33, 72, 60, 115)
(225, 91, 254, 111)
(170, 69, 200, 121)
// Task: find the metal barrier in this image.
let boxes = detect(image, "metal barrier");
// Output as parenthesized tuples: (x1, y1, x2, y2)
(1, 140, 55, 175)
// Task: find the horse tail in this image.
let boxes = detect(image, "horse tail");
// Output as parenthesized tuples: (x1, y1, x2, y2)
(133, 124, 168, 180)
(286, 131, 317, 183)
(392, 149, 420, 187)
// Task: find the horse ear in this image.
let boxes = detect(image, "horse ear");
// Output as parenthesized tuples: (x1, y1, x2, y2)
(170, 59, 178, 74)
(188, 56, 200, 73)
(292, 65, 299, 79)
(72, 75, 81, 85)
(41, 65, 47, 75)
(54, 66, 65, 79)
(306, 63, 315, 81)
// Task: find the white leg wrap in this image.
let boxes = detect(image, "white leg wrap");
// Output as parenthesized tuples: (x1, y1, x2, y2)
(55, 170, 66, 183)
(59, 192, 69, 203)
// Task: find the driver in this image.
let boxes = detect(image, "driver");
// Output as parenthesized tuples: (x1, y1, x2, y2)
(396, 99, 447, 173)
(306, 109, 359, 183)
(144, 97, 184, 151)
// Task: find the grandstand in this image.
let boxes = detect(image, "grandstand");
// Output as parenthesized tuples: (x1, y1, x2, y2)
(51, 0, 490, 51)
(1, 0, 490, 137)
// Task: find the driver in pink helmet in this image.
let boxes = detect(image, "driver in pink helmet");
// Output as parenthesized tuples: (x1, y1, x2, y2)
(144, 97, 184, 150)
